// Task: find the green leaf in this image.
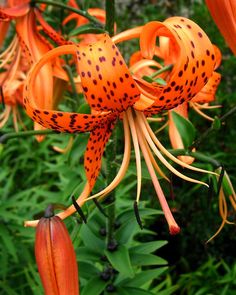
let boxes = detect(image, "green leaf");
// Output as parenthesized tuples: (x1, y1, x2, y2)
(69, 24, 105, 37)
(171, 111, 196, 148)
(154, 77, 167, 85)
(78, 261, 100, 280)
(152, 286, 179, 295)
(125, 267, 168, 287)
(81, 276, 108, 295)
(117, 287, 155, 295)
(142, 76, 154, 83)
(78, 103, 91, 114)
(0, 224, 18, 262)
(80, 224, 105, 251)
(130, 240, 168, 254)
(130, 253, 167, 266)
(105, 245, 134, 278)
(76, 247, 101, 261)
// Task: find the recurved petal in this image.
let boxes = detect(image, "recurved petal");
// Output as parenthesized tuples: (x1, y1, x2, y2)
(206, 0, 236, 55)
(0, 1, 29, 21)
(23, 44, 116, 133)
(76, 34, 140, 112)
(136, 17, 215, 114)
(192, 71, 221, 103)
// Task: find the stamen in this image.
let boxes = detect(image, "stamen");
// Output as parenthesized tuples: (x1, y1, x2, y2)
(126, 108, 142, 203)
(0, 87, 5, 110)
(136, 124, 180, 234)
(154, 121, 168, 134)
(147, 117, 164, 122)
(139, 112, 217, 176)
(194, 103, 222, 110)
(143, 133, 170, 181)
(206, 188, 227, 243)
(0, 105, 11, 128)
(0, 36, 18, 67)
(190, 102, 215, 121)
(216, 166, 225, 197)
(133, 201, 143, 229)
(53, 136, 74, 153)
(136, 112, 209, 187)
(72, 196, 87, 223)
(12, 107, 19, 132)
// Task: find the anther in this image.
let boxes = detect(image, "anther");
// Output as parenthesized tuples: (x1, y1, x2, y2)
(0, 87, 5, 110)
(72, 196, 87, 223)
(133, 201, 143, 230)
(216, 166, 225, 197)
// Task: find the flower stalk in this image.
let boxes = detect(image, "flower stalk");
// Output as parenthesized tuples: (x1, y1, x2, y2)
(31, 0, 104, 28)
(105, 0, 117, 249)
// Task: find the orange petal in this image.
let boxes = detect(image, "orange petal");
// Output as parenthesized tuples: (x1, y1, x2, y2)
(76, 34, 140, 112)
(34, 8, 71, 46)
(136, 17, 216, 114)
(206, 0, 236, 55)
(23, 44, 115, 133)
(0, 2, 29, 21)
(16, 10, 54, 140)
(85, 121, 116, 190)
(35, 215, 79, 295)
(192, 71, 221, 103)
(213, 44, 222, 69)
(0, 21, 9, 46)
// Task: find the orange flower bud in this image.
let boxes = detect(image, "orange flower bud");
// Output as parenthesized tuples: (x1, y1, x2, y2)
(35, 208, 79, 295)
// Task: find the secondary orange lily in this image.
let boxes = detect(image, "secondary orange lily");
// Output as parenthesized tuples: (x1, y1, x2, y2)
(35, 207, 79, 295)
(205, 0, 236, 55)
(24, 17, 216, 234)
(0, 1, 62, 139)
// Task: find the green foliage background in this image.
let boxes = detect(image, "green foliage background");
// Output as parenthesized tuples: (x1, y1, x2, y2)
(0, 0, 236, 294)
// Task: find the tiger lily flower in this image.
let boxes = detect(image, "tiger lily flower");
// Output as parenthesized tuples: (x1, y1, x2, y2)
(205, 0, 236, 55)
(24, 17, 217, 234)
(35, 206, 79, 295)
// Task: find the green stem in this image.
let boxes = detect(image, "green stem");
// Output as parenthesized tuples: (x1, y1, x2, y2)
(105, 128, 117, 250)
(150, 64, 173, 78)
(63, 64, 80, 102)
(104, 0, 116, 250)
(191, 105, 236, 149)
(31, 0, 104, 28)
(105, 0, 115, 37)
(0, 129, 55, 144)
